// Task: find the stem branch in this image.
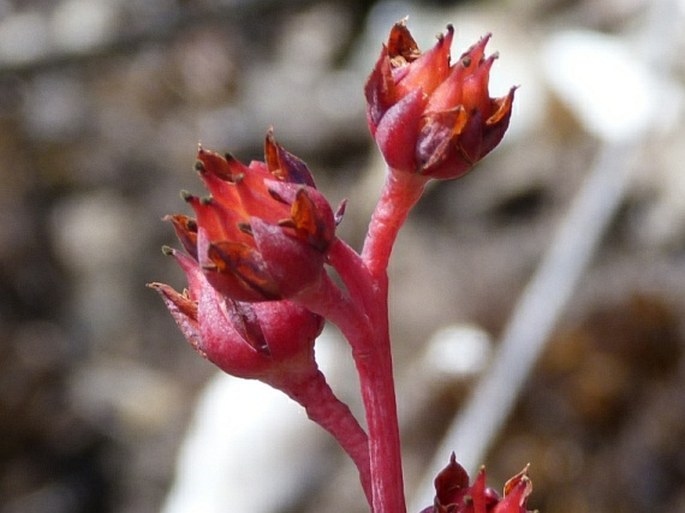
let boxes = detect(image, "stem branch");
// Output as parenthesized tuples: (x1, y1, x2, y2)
(300, 168, 428, 512)
(298, 274, 406, 513)
(271, 368, 373, 504)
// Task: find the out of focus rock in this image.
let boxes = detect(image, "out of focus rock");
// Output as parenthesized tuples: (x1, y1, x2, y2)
(0, 11, 51, 65)
(52, 0, 118, 53)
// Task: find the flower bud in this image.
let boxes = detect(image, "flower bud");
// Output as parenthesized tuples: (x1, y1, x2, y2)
(419, 453, 533, 513)
(365, 20, 516, 180)
(149, 249, 324, 380)
(167, 131, 337, 302)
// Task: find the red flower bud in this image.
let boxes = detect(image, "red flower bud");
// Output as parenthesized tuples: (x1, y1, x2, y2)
(419, 453, 533, 513)
(365, 20, 516, 180)
(168, 131, 337, 302)
(149, 249, 324, 380)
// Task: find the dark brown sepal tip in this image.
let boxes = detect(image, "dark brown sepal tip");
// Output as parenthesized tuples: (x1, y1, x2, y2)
(238, 222, 253, 236)
(268, 188, 288, 205)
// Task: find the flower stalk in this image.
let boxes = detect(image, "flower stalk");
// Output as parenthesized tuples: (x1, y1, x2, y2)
(265, 367, 373, 504)
(362, 169, 428, 277)
(301, 263, 406, 512)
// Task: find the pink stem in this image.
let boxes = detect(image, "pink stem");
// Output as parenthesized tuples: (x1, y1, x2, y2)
(328, 238, 375, 315)
(300, 169, 428, 512)
(300, 272, 406, 513)
(355, 169, 428, 512)
(270, 368, 372, 504)
(358, 271, 405, 513)
(362, 170, 428, 278)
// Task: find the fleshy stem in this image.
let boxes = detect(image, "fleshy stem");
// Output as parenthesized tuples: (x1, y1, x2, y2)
(327, 239, 402, 512)
(360, 275, 405, 513)
(362, 170, 429, 278)
(298, 170, 427, 512)
(320, 168, 426, 513)
(267, 368, 372, 504)
(350, 168, 427, 512)
(295, 271, 397, 513)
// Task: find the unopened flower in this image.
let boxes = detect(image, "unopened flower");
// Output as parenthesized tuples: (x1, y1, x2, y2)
(419, 453, 533, 513)
(149, 249, 323, 379)
(365, 20, 516, 180)
(149, 227, 370, 499)
(171, 130, 336, 302)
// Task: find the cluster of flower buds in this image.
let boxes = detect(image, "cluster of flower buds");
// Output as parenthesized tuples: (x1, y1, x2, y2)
(149, 130, 373, 502)
(151, 18, 529, 513)
(149, 130, 339, 381)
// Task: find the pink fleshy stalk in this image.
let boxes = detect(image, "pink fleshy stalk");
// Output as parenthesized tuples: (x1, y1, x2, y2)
(294, 269, 400, 513)
(362, 169, 429, 277)
(354, 169, 429, 513)
(265, 368, 373, 505)
(298, 170, 429, 513)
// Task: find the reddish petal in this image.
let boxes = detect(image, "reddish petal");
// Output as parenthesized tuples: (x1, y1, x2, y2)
(416, 106, 469, 174)
(251, 300, 323, 359)
(243, 159, 274, 191)
(184, 193, 237, 242)
(233, 164, 291, 223)
(207, 240, 281, 300)
(434, 453, 470, 508)
(426, 34, 491, 113)
(426, 61, 466, 113)
(265, 130, 316, 187)
(461, 34, 491, 71)
(148, 282, 202, 355)
(165, 214, 198, 260)
(469, 467, 488, 513)
(170, 246, 207, 301)
(197, 146, 242, 181)
(493, 467, 532, 513)
(461, 52, 496, 116)
(479, 87, 516, 157)
(374, 87, 427, 173)
(250, 217, 325, 298)
(365, 48, 397, 133)
(196, 161, 244, 213)
(394, 23, 454, 98)
(195, 276, 270, 378)
(287, 188, 335, 252)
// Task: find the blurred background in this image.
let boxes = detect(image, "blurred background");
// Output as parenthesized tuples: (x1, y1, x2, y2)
(1, 0, 685, 512)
